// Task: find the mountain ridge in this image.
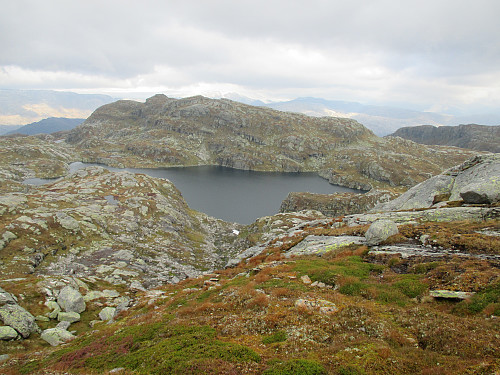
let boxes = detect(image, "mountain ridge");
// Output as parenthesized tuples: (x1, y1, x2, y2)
(389, 124, 500, 153)
(65, 94, 479, 191)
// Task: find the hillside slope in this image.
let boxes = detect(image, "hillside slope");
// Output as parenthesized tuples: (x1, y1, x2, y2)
(6, 117, 84, 136)
(66, 95, 478, 190)
(0, 155, 498, 375)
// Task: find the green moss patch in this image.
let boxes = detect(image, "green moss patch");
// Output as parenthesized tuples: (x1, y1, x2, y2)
(30, 323, 260, 374)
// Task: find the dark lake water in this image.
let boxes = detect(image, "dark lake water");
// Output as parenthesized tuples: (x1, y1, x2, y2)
(25, 162, 362, 224)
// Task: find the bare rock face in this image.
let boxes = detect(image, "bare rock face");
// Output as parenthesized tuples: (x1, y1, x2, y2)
(373, 154, 500, 212)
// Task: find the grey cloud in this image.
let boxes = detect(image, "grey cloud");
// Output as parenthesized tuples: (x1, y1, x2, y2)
(1, 0, 499, 113)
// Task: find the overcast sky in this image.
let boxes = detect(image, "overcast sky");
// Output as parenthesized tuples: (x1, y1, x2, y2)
(1, 0, 499, 114)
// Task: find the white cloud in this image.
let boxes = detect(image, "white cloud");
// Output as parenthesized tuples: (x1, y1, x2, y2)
(1, 0, 499, 114)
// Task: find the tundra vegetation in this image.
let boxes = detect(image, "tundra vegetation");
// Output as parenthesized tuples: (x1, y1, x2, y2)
(0, 97, 498, 374)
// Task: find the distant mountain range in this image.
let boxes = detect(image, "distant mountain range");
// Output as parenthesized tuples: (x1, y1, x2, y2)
(1, 89, 498, 136)
(259, 97, 500, 136)
(389, 124, 500, 153)
(3, 117, 85, 136)
(0, 89, 114, 126)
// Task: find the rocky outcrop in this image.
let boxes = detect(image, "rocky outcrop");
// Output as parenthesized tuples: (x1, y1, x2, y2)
(373, 154, 500, 212)
(390, 124, 500, 153)
(280, 189, 398, 217)
(0, 166, 244, 287)
(0, 135, 78, 194)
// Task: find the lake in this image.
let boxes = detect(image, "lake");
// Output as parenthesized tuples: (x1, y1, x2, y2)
(25, 162, 363, 224)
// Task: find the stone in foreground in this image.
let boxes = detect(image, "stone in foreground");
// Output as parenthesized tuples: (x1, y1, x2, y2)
(0, 326, 19, 340)
(429, 290, 474, 299)
(41, 328, 76, 346)
(0, 304, 39, 339)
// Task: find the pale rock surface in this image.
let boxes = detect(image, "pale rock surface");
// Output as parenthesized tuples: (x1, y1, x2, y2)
(99, 307, 117, 321)
(0, 326, 19, 340)
(0, 303, 39, 338)
(57, 286, 86, 313)
(57, 311, 81, 323)
(365, 220, 399, 246)
(41, 328, 75, 346)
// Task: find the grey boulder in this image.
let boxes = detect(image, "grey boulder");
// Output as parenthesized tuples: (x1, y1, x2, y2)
(0, 304, 40, 339)
(57, 286, 86, 313)
(57, 311, 81, 323)
(0, 326, 19, 340)
(41, 328, 75, 346)
(99, 307, 117, 321)
(0, 287, 17, 306)
(365, 219, 399, 246)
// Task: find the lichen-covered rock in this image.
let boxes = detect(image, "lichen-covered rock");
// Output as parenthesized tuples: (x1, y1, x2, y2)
(373, 154, 500, 212)
(286, 235, 365, 257)
(0, 326, 19, 340)
(46, 301, 61, 319)
(460, 181, 500, 204)
(365, 219, 399, 246)
(41, 328, 75, 346)
(57, 286, 86, 313)
(99, 307, 116, 321)
(429, 290, 474, 299)
(0, 304, 39, 338)
(57, 311, 81, 323)
(0, 287, 17, 306)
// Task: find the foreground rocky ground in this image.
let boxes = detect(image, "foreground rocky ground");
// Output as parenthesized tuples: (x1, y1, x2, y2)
(0, 149, 498, 374)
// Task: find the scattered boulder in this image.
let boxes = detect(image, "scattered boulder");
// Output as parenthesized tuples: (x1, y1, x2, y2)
(429, 290, 474, 299)
(0, 303, 39, 339)
(365, 219, 399, 246)
(57, 311, 81, 323)
(41, 328, 75, 346)
(57, 286, 86, 313)
(0, 326, 19, 340)
(300, 275, 312, 285)
(0, 287, 17, 306)
(99, 307, 117, 321)
(56, 321, 71, 330)
(46, 301, 62, 319)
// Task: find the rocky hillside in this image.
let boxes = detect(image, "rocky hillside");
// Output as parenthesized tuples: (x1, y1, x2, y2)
(0, 155, 498, 374)
(389, 124, 500, 153)
(66, 95, 478, 190)
(0, 166, 245, 288)
(0, 135, 78, 194)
